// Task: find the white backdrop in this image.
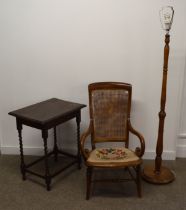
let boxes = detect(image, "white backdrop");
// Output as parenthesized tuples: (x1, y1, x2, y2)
(0, 0, 186, 159)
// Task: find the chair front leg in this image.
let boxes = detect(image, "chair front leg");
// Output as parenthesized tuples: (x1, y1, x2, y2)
(86, 167, 93, 200)
(136, 165, 142, 198)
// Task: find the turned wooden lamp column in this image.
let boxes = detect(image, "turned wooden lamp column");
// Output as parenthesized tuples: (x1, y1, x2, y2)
(142, 6, 175, 184)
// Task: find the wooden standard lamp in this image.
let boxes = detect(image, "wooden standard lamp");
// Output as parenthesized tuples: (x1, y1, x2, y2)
(142, 6, 175, 184)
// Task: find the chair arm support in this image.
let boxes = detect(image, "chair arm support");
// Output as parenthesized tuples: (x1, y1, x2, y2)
(80, 120, 93, 160)
(128, 119, 145, 157)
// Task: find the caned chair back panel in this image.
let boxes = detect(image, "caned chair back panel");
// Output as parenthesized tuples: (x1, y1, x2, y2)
(88, 82, 132, 143)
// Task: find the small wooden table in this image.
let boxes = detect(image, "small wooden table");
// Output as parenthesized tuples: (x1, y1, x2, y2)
(9, 98, 86, 190)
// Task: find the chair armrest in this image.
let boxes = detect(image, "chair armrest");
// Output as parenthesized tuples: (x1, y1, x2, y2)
(128, 119, 145, 157)
(80, 120, 93, 160)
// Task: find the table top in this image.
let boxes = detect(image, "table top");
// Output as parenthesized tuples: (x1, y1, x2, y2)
(9, 98, 86, 126)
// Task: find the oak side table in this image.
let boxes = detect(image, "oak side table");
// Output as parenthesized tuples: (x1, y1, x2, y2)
(9, 98, 86, 191)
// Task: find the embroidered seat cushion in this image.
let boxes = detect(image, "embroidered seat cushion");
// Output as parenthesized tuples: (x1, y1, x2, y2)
(87, 147, 139, 164)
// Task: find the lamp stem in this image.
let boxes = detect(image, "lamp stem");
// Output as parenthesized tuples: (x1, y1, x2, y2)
(142, 33, 175, 184)
(155, 34, 170, 173)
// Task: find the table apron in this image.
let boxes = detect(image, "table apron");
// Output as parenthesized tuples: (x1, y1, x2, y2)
(16, 111, 80, 130)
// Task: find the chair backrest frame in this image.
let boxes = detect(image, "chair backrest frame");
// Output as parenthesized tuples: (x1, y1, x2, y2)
(88, 82, 132, 148)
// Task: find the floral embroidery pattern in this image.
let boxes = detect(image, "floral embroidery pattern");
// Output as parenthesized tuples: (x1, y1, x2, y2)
(96, 148, 127, 160)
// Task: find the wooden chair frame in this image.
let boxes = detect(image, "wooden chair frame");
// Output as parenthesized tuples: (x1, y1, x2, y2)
(80, 82, 145, 199)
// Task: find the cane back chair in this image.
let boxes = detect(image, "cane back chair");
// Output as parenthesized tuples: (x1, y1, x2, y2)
(80, 82, 145, 199)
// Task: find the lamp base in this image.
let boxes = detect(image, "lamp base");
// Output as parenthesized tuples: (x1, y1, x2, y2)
(142, 165, 175, 184)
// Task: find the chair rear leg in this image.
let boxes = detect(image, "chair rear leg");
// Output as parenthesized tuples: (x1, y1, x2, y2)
(86, 167, 92, 200)
(136, 165, 142, 198)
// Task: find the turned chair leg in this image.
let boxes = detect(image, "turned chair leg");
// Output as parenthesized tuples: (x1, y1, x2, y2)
(86, 167, 92, 200)
(136, 165, 142, 198)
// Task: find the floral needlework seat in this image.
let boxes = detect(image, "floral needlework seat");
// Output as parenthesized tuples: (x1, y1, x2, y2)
(80, 82, 145, 200)
(96, 148, 127, 160)
(88, 147, 139, 165)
